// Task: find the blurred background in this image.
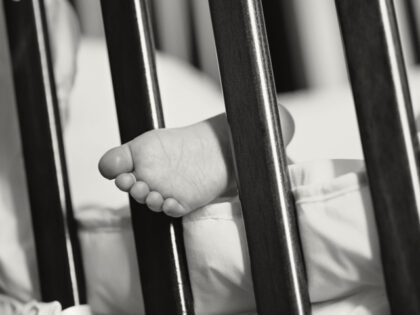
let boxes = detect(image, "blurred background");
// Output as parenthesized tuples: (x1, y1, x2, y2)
(70, 0, 420, 92)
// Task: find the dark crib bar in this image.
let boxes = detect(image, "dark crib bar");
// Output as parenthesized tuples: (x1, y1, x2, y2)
(261, 0, 306, 92)
(404, 0, 420, 63)
(100, 1, 194, 314)
(336, 0, 420, 313)
(209, 1, 310, 314)
(2, 0, 86, 308)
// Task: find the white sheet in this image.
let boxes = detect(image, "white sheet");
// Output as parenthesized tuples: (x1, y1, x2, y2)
(65, 38, 419, 314)
(3, 37, 420, 314)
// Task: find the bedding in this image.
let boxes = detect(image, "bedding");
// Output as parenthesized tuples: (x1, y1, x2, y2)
(2, 37, 420, 314)
(76, 159, 389, 315)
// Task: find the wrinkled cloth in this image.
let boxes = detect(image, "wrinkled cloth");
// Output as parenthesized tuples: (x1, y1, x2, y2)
(0, 295, 91, 315)
(0, 295, 61, 315)
(76, 159, 389, 315)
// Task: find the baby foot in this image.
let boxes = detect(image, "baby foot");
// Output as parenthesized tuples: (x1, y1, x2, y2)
(98, 114, 235, 217)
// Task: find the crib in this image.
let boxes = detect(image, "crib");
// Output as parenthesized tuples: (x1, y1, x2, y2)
(1, 0, 420, 314)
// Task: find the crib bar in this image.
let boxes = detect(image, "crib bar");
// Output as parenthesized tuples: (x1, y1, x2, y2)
(100, 1, 194, 314)
(2, 0, 86, 308)
(261, 0, 306, 91)
(336, 0, 420, 313)
(403, 0, 420, 63)
(209, 1, 310, 314)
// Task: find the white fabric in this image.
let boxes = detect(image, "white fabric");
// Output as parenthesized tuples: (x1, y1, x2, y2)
(67, 39, 419, 314)
(280, 66, 420, 162)
(0, 295, 62, 315)
(62, 305, 92, 315)
(76, 207, 143, 315)
(3, 14, 420, 313)
(75, 159, 389, 315)
(0, 296, 90, 315)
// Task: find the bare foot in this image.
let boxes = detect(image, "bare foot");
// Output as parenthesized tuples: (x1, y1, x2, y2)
(99, 106, 294, 217)
(99, 114, 235, 217)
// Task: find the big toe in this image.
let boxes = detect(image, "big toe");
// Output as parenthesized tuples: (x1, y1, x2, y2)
(99, 144, 134, 179)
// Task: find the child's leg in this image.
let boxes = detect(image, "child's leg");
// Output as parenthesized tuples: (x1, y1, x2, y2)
(98, 104, 294, 216)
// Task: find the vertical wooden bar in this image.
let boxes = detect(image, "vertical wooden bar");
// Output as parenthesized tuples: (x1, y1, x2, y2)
(403, 0, 420, 63)
(261, 0, 306, 92)
(100, 1, 194, 314)
(186, 0, 200, 68)
(2, 0, 86, 308)
(209, 1, 310, 314)
(336, 0, 420, 313)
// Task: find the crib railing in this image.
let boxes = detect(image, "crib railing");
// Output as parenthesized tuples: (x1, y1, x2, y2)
(100, 0, 194, 313)
(209, 0, 310, 314)
(2, 0, 420, 314)
(2, 0, 86, 308)
(336, 0, 420, 313)
(403, 0, 420, 63)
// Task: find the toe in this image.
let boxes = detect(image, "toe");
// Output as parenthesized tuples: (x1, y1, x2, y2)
(98, 144, 134, 179)
(130, 181, 150, 203)
(146, 191, 164, 212)
(115, 173, 136, 192)
(162, 198, 189, 217)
